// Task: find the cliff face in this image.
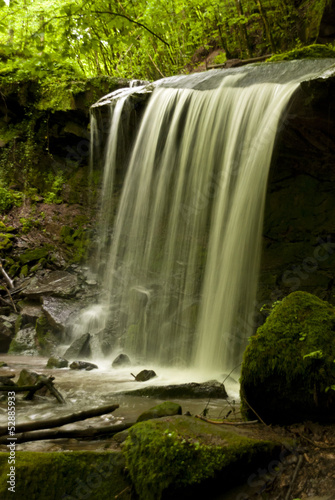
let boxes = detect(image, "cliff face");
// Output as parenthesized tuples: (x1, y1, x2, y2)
(260, 72, 335, 308)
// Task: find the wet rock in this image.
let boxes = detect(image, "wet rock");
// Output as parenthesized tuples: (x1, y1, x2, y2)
(121, 380, 228, 399)
(23, 271, 79, 299)
(0, 319, 14, 353)
(64, 333, 91, 359)
(42, 296, 78, 332)
(112, 353, 131, 368)
(0, 375, 16, 386)
(18, 300, 43, 324)
(8, 326, 38, 355)
(132, 369, 157, 382)
(17, 368, 39, 386)
(69, 360, 98, 371)
(137, 402, 182, 422)
(46, 356, 69, 369)
(17, 368, 48, 395)
(0, 313, 18, 327)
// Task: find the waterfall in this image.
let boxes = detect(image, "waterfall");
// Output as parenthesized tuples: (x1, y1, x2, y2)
(87, 61, 335, 376)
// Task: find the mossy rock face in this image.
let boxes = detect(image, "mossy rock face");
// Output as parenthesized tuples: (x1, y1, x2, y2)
(123, 415, 279, 500)
(240, 291, 335, 424)
(0, 451, 132, 500)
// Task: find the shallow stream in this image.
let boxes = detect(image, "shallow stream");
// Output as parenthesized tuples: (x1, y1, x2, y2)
(0, 355, 240, 452)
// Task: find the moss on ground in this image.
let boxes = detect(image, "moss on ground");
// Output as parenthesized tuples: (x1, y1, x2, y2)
(123, 415, 279, 500)
(0, 451, 132, 500)
(240, 291, 335, 423)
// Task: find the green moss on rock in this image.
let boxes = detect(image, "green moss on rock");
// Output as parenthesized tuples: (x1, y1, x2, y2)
(0, 451, 131, 500)
(123, 415, 279, 500)
(0, 233, 15, 252)
(136, 402, 182, 422)
(240, 291, 335, 423)
(19, 247, 49, 264)
(268, 44, 335, 62)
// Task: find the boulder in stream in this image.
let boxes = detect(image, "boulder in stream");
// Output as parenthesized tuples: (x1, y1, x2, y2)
(64, 332, 91, 359)
(132, 369, 157, 382)
(112, 353, 131, 368)
(69, 360, 98, 371)
(17, 368, 48, 396)
(46, 356, 69, 369)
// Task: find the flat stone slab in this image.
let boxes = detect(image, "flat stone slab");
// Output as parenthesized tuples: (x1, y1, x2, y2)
(119, 380, 228, 399)
(23, 271, 79, 298)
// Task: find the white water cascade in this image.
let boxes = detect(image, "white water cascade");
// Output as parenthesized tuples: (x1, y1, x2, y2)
(86, 61, 335, 376)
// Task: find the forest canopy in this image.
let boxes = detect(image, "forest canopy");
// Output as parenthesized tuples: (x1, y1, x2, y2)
(0, 0, 332, 82)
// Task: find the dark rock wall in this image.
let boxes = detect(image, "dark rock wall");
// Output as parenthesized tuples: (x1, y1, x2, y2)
(260, 75, 335, 307)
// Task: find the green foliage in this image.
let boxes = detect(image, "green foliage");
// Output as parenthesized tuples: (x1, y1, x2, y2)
(19, 217, 35, 234)
(0, 187, 23, 213)
(44, 173, 64, 204)
(0, 0, 331, 80)
(213, 53, 227, 65)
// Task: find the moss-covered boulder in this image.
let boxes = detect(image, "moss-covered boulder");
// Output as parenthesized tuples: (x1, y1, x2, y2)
(240, 291, 335, 424)
(0, 451, 131, 500)
(46, 356, 69, 368)
(137, 402, 182, 422)
(123, 415, 280, 500)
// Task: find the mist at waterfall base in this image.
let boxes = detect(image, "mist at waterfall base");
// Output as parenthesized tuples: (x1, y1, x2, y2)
(76, 60, 335, 383)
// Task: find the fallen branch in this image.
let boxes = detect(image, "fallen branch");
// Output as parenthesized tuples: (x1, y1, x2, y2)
(0, 383, 45, 393)
(196, 415, 258, 426)
(241, 397, 269, 427)
(0, 376, 65, 404)
(3, 285, 17, 312)
(285, 454, 303, 500)
(0, 403, 120, 436)
(0, 422, 134, 445)
(27, 375, 66, 404)
(207, 54, 272, 70)
(0, 295, 13, 308)
(297, 431, 335, 450)
(0, 261, 14, 289)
